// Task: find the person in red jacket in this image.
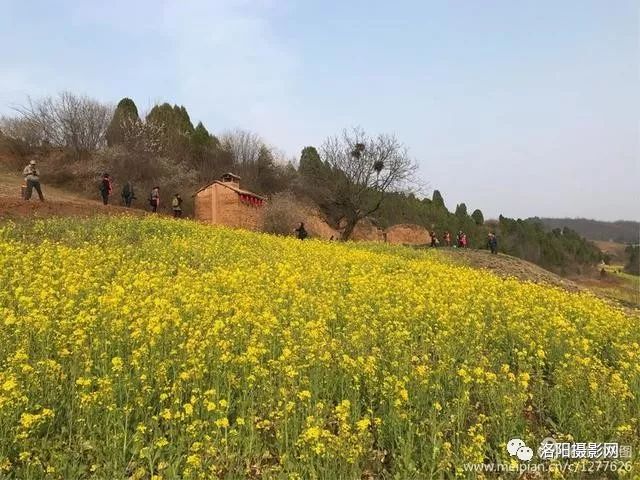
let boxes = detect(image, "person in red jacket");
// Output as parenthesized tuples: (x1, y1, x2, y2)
(99, 173, 113, 205)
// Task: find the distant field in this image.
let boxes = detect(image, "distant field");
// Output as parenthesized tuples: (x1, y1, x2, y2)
(594, 240, 631, 263)
(589, 264, 640, 308)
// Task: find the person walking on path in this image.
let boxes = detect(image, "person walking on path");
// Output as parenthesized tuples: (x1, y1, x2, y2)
(430, 231, 439, 248)
(121, 181, 135, 207)
(294, 222, 308, 240)
(487, 232, 498, 254)
(172, 193, 183, 218)
(22, 160, 44, 201)
(149, 186, 160, 213)
(99, 173, 113, 205)
(443, 231, 451, 247)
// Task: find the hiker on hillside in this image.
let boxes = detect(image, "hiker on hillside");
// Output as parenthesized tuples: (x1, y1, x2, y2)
(295, 222, 308, 240)
(430, 231, 439, 248)
(456, 231, 464, 248)
(99, 173, 113, 205)
(22, 160, 44, 201)
(461, 233, 468, 248)
(149, 186, 160, 213)
(487, 232, 498, 254)
(172, 193, 183, 218)
(443, 231, 451, 247)
(121, 181, 135, 207)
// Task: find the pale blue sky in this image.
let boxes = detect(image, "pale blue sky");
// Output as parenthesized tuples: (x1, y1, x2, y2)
(1, 0, 638, 221)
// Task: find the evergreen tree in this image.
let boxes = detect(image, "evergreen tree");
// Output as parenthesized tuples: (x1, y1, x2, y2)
(471, 208, 484, 225)
(106, 97, 140, 146)
(432, 190, 446, 210)
(191, 122, 214, 150)
(174, 105, 194, 133)
(146, 103, 195, 158)
(455, 203, 468, 217)
(299, 146, 323, 177)
(146, 103, 175, 129)
(624, 245, 639, 276)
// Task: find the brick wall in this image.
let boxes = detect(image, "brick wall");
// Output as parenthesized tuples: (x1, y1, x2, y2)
(194, 188, 212, 223)
(195, 184, 264, 231)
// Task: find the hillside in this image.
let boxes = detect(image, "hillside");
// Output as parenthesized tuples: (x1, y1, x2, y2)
(437, 247, 638, 311)
(534, 217, 639, 243)
(0, 216, 638, 478)
(3, 167, 637, 311)
(0, 170, 145, 220)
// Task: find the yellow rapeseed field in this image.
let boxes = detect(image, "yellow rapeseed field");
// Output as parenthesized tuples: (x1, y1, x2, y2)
(0, 216, 638, 479)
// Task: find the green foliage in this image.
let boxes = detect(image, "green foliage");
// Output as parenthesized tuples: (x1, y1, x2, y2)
(105, 97, 140, 146)
(624, 245, 639, 276)
(471, 209, 484, 225)
(191, 122, 216, 150)
(298, 146, 323, 176)
(145, 103, 196, 158)
(455, 203, 468, 217)
(498, 218, 601, 272)
(253, 146, 280, 192)
(173, 105, 195, 134)
(146, 103, 194, 135)
(371, 192, 602, 272)
(117, 97, 139, 117)
(432, 190, 445, 210)
(188, 121, 227, 181)
(296, 146, 341, 221)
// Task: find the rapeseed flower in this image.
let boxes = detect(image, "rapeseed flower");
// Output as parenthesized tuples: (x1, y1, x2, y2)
(0, 216, 636, 479)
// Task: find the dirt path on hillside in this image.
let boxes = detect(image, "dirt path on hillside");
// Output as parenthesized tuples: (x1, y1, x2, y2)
(437, 247, 583, 291)
(0, 194, 149, 220)
(0, 171, 150, 220)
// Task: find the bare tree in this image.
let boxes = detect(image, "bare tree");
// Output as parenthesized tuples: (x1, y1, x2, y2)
(0, 117, 45, 150)
(320, 127, 418, 240)
(13, 92, 113, 157)
(220, 129, 264, 165)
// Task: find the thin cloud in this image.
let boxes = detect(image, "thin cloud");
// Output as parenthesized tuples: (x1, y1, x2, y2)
(160, 1, 300, 143)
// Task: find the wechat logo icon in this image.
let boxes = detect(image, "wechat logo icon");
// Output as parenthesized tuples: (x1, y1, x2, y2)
(507, 438, 534, 462)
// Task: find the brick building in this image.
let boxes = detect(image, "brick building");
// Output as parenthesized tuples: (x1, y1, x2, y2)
(194, 173, 265, 231)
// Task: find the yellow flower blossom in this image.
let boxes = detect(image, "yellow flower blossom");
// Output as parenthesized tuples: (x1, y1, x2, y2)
(0, 216, 636, 478)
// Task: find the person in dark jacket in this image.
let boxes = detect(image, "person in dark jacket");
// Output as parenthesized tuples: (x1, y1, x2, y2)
(99, 173, 113, 205)
(487, 232, 498, 254)
(294, 222, 308, 240)
(121, 181, 135, 207)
